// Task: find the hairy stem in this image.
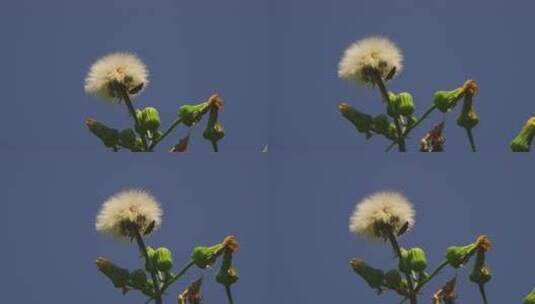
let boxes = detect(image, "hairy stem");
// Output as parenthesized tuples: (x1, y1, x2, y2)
(225, 286, 234, 304)
(478, 284, 489, 304)
(148, 118, 183, 151)
(465, 128, 477, 152)
(158, 260, 195, 296)
(373, 72, 406, 152)
(415, 260, 449, 292)
(132, 228, 162, 304)
(211, 141, 219, 152)
(386, 230, 417, 304)
(120, 88, 149, 151)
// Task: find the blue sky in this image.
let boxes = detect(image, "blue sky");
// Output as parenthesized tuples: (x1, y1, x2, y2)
(2, 0, 535, 151)
(2, 152, 534, 303)
(2, 0, 535, 303)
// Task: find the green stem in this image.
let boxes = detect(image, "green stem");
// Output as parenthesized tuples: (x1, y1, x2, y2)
(211, 141, 219, 152)
(158, 260, 195, 296)
(386, 230, 417, 304)
(148, 118, 183, 151)
(225, 286, 234, 304)
(372, 72, 406, 152)
(132, 227, 162, 304)
(465, 128, 477, 152)
(478, 284, 489, 304)
(120, 88, 149, 151)
(415, 260, 449, 292)
(403, 104, 438, 137)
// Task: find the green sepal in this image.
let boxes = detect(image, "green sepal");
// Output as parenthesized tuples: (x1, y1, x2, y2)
(155, 247, 174, 272)
(408, 247, 427, 272)
(179, 102, 211, 127)
(445, 243, 477, 268)
(511, 117, 535, 152)
(387, 92, 400, 117)
(140, 107, 161, 132)
(433, 88, 464, 112)
(216, 249, 239, 287)
(398, 92, 415, 116)
(398, 247, 411, 273)
(145, 246, 157, 272)
(191, 243, 225, 269)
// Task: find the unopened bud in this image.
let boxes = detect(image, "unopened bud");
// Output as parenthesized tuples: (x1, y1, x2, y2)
(140, 107, 161, 132)
(408, 247, 427, 272)
(119, 128, 137, 149)
(191, 243, 224, 269)
(387, 92, 400, 117)
(216, 249, 239, 287)
(511, 117, 535, 152)
(350, 258, 384, 290)
(203, 107, 225, 144)
(96, 257, 130, 289)
(433, 88, 464, 113)
(398, 248, 411, 273)
(155, 247, 173, 272)
(179, 102, 211, 127)
(445, 243, 477, 268)
(339, 103, 374, 137)
(85, 118, 119, 148)
(384, 269, 402, 290)
(398, 92, 415, 116)
(129, 269, 148, 290)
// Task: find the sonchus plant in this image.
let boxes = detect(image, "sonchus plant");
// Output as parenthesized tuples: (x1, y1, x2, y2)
(84, 53, 225, 152)
(95, 189, 239, 304)
(348, 191, 492, 304)
(338, 37, 480, 152)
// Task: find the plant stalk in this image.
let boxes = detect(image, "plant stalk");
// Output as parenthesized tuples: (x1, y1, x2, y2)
(149, 118, 183, 151)
(225, 286, 234, 304)
(120, 88, 149, 151)
(132, 227, 162, 304)
(478, 284, 489, 304)
(386, 230, 417, 304)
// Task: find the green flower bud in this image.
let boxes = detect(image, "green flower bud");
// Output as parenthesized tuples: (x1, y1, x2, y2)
(387, 92, 400, 117)
(408, 247, 427, 272)
(179, 102, 211, 127)
(145, 247, 157, 272)
(433, 88, 464, 113)
(129, 269, 148, 290)
(141, 279, 155, 297)
(511, 117, 535, 152)
(398, 92, 415, 116)
(216, 250, 239, 287)
(191, 243, 224, 269)
(85, 118, 119, 148)
(457, 108, 479, 129)
(203, 107, 225, 144)
(469, 264, 492, 285)
(350, 259, 384, 290)
(140, 107, 161, 132)
(155, 247, 173, 272)
(523, 288, 535, 304)
(445, 243, 477, 268)
(384, 269, 402, 290)
(374, 114, 390, 134)
(95, 257, 130, 290)
(339, 103, 374, 138)
(119, 128, 137, 149)
(398, 248, 411, 273)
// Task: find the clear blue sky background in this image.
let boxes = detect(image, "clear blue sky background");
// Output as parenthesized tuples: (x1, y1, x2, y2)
(2, 0, 535, 303)
(2, 152, 534, 303)
(2, 0, 535, 151)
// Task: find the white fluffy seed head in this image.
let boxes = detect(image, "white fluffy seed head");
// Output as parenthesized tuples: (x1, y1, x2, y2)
(349, 191, 415, 241)
(338, 37, 403, 86)
(84, 52, 149, 102)
(95, 189, 162, 240)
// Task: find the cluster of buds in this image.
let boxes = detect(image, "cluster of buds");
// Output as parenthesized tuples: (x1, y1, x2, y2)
(511, 117, 535, 152)
(524, 288, 535, 304)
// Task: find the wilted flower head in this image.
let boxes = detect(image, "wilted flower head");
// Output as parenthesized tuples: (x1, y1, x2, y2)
(96, 189, 162, 240)
(338, 37, 403, 85)
(349, 191, 415, 241)
(84, 52, 149, 101)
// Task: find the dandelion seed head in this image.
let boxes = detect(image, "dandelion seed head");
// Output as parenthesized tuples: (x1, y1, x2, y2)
(96, 189, 162, 240)
(349, 191, 415, 241)
(84, 52, 148, 101)
(338, 37, 403, 86)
